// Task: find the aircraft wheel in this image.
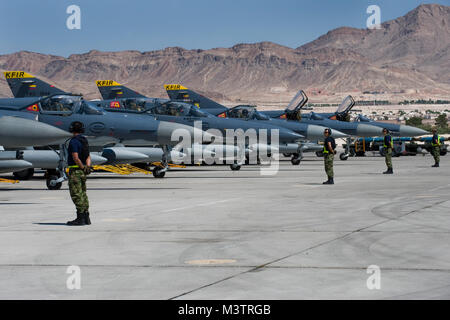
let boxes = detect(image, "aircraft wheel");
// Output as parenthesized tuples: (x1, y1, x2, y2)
(230, 164, 241, 171)
(440, 149, 447, 156)
(339, 153, 349, 161)
(291, 157, 301, 165)
(46, 175, 62, 190)
(152, 167, 166, 178)
(13, 168, 35, 180)
(316, 151, 324, 157)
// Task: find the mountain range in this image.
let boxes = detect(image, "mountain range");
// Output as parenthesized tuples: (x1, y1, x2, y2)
(0, 3, 448, 104)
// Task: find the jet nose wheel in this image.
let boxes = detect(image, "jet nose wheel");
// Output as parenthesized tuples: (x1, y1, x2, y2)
(46, 175, 62, 190)
(230, 164, 241, 171)
(291, 156, 301, 165)
(152, 166, 166, 178)
(339, 153, 349, 161)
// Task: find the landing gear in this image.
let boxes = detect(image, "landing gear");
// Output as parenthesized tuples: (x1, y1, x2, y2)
(291, 153, 301, 165)
(230, 163, 242, 171)
(13, 168, 35, 180)
(340, 137, 352, 161)
(152, 166, 166, 178)
(151, 145, 170, 178)
(45, 144, 68, 190)
(46, 174, 62, 190)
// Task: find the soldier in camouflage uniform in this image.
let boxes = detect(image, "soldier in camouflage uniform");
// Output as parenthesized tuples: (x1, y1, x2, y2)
(431, 127, 441, 168)
(323, 128, 336, 185)
(67, 121, 93, 226)
(383, 128, 394, 174)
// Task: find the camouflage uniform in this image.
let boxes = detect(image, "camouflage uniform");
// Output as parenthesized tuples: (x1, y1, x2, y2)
(384, 134, 393, 170)
(431, 134, 441, 165)
(431, 146, 440, 165)
(68, 168, 89, 213)
(385, 148, 393, 170)
(324, 153, 334, 178)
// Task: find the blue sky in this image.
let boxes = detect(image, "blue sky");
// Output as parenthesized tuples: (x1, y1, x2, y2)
(0, 0, 448, 56)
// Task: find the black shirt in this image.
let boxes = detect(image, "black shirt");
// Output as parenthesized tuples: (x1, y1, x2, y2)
(68, 135, 89, 166)
(324, 136, 336, 153)
(384, 135, 392, 149)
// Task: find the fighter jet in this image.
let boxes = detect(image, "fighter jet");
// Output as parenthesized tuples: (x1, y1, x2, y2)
(163, 85, 354, 164)
(2, 71, 214, 183)
(94, 80, 306, 169)
(165, 86, 383, 138)
(302, 94, 429, 137)
(0, 115, 71, 175)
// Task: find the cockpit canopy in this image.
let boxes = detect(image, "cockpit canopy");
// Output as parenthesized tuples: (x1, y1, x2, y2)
(286, 90, 308, 111)
(336, 96, 355, 115)
(102, 98, 151, 112)
(149, 101, 209, 117)
(39, 95, 105, 115)
(40, 95, 82, 113)
(227, 105, 270, 120)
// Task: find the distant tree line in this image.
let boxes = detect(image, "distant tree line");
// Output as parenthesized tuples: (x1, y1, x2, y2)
(356, 100, 391, 106)
(400, 99, 450, 105)
(406, 113, 449, 134)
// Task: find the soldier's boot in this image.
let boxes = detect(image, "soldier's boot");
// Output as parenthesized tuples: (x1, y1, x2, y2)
(383, 168, 393, 174)
(67, 212, 86, 226)
(84, 211, 91, 225)
(432, 163, 440, 168)
(323, 177, 334, 185)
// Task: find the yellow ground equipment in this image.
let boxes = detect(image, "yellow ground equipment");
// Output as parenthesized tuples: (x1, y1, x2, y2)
(93, 164, 152, 175)
(0, 178, 19, 184)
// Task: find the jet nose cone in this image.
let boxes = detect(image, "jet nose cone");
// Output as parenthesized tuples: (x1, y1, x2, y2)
(278, 129, 304, 143)
(356, 124, 384, 137)
(0, 116, 71, 147)
(330, 129, 348, 139)
(399, 125, 429, 137)
(157, 121, 216, 145)
(306, 125, 327, 140)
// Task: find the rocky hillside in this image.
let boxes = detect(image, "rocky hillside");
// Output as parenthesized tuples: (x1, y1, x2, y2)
(0, 4, 448, 104)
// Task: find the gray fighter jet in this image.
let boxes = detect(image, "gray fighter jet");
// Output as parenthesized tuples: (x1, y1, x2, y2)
(93, 80, 306, 169)
(0, 115, 71, 175)
(2, 72, 214, 184)
(163, 85, 355, 164)
(93, 81, 346, 166)
(302, 95, 429, 137)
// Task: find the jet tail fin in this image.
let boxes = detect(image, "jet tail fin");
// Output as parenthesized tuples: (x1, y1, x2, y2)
(164, 84, 228, 116)
(95, 80, 146, 100)
(3, 71, 66, 98)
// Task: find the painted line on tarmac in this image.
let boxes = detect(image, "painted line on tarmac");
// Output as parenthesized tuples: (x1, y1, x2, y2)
(161, 199, 239, 213)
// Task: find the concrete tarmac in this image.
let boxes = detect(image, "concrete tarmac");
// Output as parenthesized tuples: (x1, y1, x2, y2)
(0, 154, 449, 299)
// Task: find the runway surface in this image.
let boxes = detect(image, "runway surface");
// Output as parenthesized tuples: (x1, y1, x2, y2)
(0, 154, 449, 299)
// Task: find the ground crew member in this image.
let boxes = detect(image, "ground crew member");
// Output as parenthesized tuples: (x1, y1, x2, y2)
(323, 128, 336, 185)
(431, 127, 441, 167)
(383, 128, 394, 174)
(67, 121, 92, 226)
